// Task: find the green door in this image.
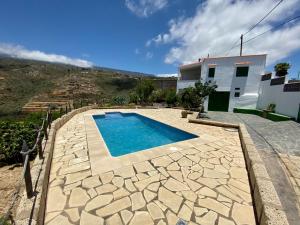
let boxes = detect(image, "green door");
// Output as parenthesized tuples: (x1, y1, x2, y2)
(208, 91, 230, 112)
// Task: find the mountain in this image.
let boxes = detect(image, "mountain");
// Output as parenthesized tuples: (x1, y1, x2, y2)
(0, 57, 166, 116)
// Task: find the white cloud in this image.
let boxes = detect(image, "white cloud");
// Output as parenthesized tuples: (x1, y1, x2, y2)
(146, 51, 154, 59)
(156, 73, 178, 77)
(0, 43, 93, 67)
(148, 0, 300, 66)
(125, 0, 168, 17)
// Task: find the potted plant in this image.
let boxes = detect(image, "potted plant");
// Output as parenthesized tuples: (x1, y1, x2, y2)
(274, 63, 291, 77)
(181, 110, 188, 118)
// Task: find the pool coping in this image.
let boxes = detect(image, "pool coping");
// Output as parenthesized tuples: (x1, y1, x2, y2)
(189, 118, 289, 225)
(84, 110, 202, 176)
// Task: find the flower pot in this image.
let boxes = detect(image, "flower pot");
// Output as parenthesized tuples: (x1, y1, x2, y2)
(181, 110, 188, 118)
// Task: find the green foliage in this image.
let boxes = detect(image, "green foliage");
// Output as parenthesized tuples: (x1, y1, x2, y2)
(165, 89, 177, 106)
(111, 96, 127, 105)
(150, 89, 165, 103)
(179, 81, 217, 110)
(0, 217, 11, 225)
(274, 63, 291, 77)
(129, 92, 139, 104)
(132, 79, 155, 104)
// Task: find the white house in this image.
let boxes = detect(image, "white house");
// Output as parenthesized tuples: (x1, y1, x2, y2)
(177, 54, 267, 112)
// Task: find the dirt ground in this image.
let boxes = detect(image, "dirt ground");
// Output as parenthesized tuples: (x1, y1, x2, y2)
(0, 164, 23, 217)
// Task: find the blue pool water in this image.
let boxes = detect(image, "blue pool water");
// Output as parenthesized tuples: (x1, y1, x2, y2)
(93, 112, 198, 157)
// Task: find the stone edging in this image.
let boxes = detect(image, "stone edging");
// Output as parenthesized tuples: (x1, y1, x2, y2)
(189, 118, 290, 225)
(15, 105, 97, 225)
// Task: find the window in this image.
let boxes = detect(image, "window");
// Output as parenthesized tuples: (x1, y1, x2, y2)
(208, 67, 215, 78)
(236, 66, 249, 77)
(235, 87, 240, 90)
(234, 92, 240, 97)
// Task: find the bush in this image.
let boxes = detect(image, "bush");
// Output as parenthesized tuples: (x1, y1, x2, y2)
(134, 79, 155, 104)
(165, 89, 177, 106)
(111, 96, 127, 105)
(274, 63, 291, 77)
(150, 89, 165, 103)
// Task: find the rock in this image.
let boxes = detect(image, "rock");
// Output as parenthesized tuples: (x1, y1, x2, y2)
(167, 162, 180, 170)
(129, 211, 154, 225)
(195, 211, 217, 225)
(87, 188, 97, 198)
(96, 184, 118, 195)
(166, 210, 179, 225)
(106, 214, 123, 225)
(114, 165, 135, 178)
(168, 152, 183, 161)
(147, 182, 160, 192)
(85, 194, 113, 211)
(158, 187, 183, 213)
(178, 204, 192, 221)
(194, 207, 208, 217)
(218, 217, 235, 225)
(144, 189, 157, 203)
(203, 168, 229, 179)
(96, 197, 131, 217)
(130, 192, 146, 211)
(232, 202, 256, 225)
(134, 161, 155, 173)
(181, 190, 197, 202)
(185, 178, 202, 192)
(178, 157, 193, 167)
(151, 156, 173, 167)
(197, 187, 217, 198)
(82, 176, 101, 189)
(147, 202, 165, 220)
(47, 186, 67, 212)
(59, 161, 90, 175)
(198, 198, 230, 217)
(65, 170, 91, 185)
(121, 210, 133, 224)
(65, 208, 80, 223)
(80, 210, 104, 225)
(100, 171, 114, 184)
(112, 177, 125, 187)
(69, 188, 90, 207)
(125, 179, 137, 192)
(168, 171, 183, 182)
(164, 178, 190, 192)
(113, 188, 130, 200)
(134, 174, 160, 191)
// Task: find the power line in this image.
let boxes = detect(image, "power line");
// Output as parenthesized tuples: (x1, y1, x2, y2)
(243, 0, 284, 36)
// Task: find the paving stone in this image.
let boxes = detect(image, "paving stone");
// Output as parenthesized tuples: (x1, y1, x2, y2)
(85, 194, 113, 211)
(112, 176, 125, 187)
(134, 174, 160, 191)
(47, 186, 67, 212)
(229, 167, 248, 179)
(181, 190, 197, 202)
(134, 161, 155, 173)
(195, 211, 217, 225)
(168, 170, 183, 182)
(169, 152, 184, 161)
(96, 197, 131, 217)
(157, 167, 170, 178)
(130, 192, 146, 211)
(216, 186, 243, 203)
(197, 187, 217, 198)
(203, 168, 229, 179)
(154, 200, 168, 212)
(186, 154, 200, 163)
(65, 170, 91, 185)
(158, 187, 183, 213)
(164, 177, 190, 192)
(188, 171, 202, 180)
(199, 160, 215, 169)
(185, 178, 202, 192)
(64, 181, 81, 193)
(167, 162, 180, 170)
(65, 208, 80, 223)
(87, 188, 97, 198)
(106, 214, 123, 225)
(96, 184, 118, 195)
(178, 204, 192, 221)
(129, 211, 154, 225)
(232, 202, 255, 225)
(197, 177, 219, 189)
(151, 156, 173, 167)
(113, 188, 130, 200)
(59, 161, 90, 175)
(178, 157, 193, 167)
(198, 198, 230, 217)
(157, 220, 166, 225)
(121, 210, 133, 225)
(100, 171, 114, 184)
(208, 158, 220, 165)
(194, 207, 208, 217)
(69, 156, 89, 165)
(166, 210, 179, 225)
(144, 189, 157, 203)
(47, 215, 73, 225)
(147, 202, 165, 220)
(137, 173, 149, 180)
(218, 217, 235, 225)
(147, 182, 160, 192)
(45, 211, 61, 223)
(69, 187, 90, 207)
(115, 165, 135, 178)
(82, 176, 101, 189)
(80, 210, 104, 225)
(125, 179, 137, 192)
(191, 164, 202, 172)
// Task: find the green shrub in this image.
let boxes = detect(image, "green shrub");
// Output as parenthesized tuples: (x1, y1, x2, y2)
(233, 108, 263, 116)
(111, 96, 127, 105)
(150, 89, 165, 103)
(165, 89, 177, 106)
(0, 217, 11, 225)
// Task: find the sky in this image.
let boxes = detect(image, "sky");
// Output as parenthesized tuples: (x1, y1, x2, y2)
(0, 0, 300, 78)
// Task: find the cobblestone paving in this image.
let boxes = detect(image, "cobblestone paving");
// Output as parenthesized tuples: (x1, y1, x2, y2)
(45, 110, 256, 225)
(206, 111, 300, 225)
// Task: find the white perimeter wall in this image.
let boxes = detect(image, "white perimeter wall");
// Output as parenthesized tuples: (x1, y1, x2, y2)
(257, 80, 300, 118)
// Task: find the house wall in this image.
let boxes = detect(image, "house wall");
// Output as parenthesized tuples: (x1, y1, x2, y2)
(257, 79, 300, 119)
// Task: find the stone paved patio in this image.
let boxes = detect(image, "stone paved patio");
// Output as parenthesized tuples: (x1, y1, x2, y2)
(45, 109, 256, 225)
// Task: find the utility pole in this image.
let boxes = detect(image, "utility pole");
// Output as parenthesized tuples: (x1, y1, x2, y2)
(240, 34, 243, 56)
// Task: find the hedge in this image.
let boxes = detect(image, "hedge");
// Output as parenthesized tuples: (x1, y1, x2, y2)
(266, 112, 293, 122)
(233, 108, 263, 116)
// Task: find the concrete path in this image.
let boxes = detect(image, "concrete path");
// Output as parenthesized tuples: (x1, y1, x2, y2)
(206, 112, 300, 225)
(44, 109, 256, 225)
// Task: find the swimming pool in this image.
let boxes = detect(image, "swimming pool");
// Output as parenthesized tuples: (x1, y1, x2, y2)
(93, 112, 198, 157)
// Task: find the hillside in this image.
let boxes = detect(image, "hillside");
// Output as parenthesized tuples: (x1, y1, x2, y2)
(0, 57, 168, 117)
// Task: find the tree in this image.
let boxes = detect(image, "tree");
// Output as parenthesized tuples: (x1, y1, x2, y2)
(274, 63, 291, 77)
(133, 79, 155, 104)
(179, 80, 217, 111)
(165, 89, 177, 106)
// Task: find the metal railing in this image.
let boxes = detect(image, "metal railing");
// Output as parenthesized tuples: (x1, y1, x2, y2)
(0, 109, 54, 225)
